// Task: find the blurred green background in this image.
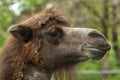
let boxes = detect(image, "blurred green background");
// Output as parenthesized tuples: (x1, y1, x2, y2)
(0, 0, 120, 80)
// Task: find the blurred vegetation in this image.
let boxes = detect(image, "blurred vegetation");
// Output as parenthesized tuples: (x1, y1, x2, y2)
(0, 0, 120, 80)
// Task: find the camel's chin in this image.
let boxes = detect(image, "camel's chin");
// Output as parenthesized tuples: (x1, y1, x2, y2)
(73, 56, 89, 63)
(78, 56, 89, 62)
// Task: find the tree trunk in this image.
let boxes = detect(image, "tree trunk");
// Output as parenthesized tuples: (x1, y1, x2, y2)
(101, 0, 109, 80)
(112, 0, 120, 67)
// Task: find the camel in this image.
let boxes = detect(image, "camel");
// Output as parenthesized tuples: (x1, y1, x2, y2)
(0, 8, 111, 80)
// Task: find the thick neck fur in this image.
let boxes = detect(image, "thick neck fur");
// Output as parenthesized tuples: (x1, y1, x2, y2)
(0, 36, 52, 80)
(23, 62, 52, 80)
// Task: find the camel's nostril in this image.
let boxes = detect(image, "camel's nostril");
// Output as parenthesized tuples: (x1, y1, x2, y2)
(88, 31, 103, 38)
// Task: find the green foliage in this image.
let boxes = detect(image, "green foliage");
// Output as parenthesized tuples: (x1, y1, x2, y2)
(109, 74, 120, 80)
(24, 0, 44, 10)
(0, 0, 45, 50)
(0, 1, 13, 50)
(78, 74, 102, 80)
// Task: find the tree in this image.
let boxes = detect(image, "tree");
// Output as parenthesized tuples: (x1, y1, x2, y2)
(112, 0, 120, 67)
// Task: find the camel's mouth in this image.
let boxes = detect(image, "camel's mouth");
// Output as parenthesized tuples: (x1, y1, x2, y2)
(83, 47, 107, 60)
(72, 47, 108, 63)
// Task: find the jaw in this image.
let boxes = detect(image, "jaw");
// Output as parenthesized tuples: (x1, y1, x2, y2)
(49, 47, 107, 65)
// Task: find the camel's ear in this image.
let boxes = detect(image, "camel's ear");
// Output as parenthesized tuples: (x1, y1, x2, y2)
(8, 25, 33, 42)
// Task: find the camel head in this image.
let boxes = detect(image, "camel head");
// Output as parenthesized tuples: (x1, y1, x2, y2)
(8, 8, 111, 80)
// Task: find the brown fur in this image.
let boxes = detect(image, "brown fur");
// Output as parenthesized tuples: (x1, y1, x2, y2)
(19, 8, 70, 29)
(0, 8, 73, 80)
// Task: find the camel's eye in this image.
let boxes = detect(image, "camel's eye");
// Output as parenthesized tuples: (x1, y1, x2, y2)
(48, 27, 63, 38)
(46, 27, 64, 45)
(49, 28, 59, 38)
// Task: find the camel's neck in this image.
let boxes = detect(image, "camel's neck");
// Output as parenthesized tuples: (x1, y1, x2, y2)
(23, 62, 52, 80)
(0, 37, 53, 80)
(0, 37, 25, 80)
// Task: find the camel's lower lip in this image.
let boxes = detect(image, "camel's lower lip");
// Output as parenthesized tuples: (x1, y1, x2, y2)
(83, 47, 107, 60)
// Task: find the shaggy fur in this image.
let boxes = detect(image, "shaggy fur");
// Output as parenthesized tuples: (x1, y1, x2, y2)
(0, 8, 73, 80)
